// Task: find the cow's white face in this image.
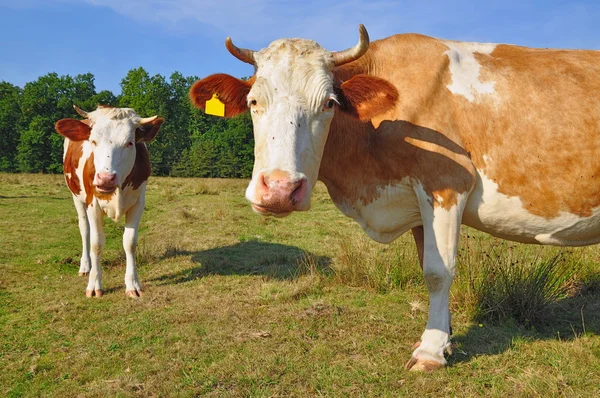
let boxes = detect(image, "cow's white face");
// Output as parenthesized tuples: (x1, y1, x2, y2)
(190, 25, 398, 217)
(245, 40, 337, 216)
(87, 110, 139, 193)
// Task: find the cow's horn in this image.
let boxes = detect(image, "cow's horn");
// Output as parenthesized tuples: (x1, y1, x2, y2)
(331, 24, 370, 67)
(73, 105, 89, 118)
(225, 37, 256, 65)
(139, 115, 158, 125)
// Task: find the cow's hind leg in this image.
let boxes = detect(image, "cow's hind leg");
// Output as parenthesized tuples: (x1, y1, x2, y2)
(123, 192, 145, 298)
(405, 191, 466, 372)
(73, 196, 91, 276)
(85, 202, 105, 297)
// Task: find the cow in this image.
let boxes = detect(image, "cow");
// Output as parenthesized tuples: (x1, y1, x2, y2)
(55, 105, 164, 298)
(189, 25, 600, 371)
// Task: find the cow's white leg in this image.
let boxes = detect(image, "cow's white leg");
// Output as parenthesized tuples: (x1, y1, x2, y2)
(72, 196, 91, 276)
(85, 201, 105, 297)
(405, 190, 465, 372)
(123, 192, 145, 298)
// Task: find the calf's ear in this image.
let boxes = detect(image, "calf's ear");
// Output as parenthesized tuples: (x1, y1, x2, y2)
(335, 75, 398, 122)
(190, 73, 253, 118)
(136, 118, 165, 143)
(55, 118, 91, 141)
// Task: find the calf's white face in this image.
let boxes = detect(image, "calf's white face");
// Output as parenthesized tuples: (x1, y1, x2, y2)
(56, 106, 162, 194)
(88, 111, 138, 192)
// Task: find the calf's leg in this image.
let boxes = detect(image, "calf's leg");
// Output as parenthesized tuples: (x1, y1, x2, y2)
(73, 196, 91, 276)
(123, 192, 145, 297)
(85, 202, 105, 297)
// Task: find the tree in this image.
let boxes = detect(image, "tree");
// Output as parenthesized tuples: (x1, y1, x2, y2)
(0, 82, 22, 171)
(1, 69, 255, 178)
(120, 68, 171, 175)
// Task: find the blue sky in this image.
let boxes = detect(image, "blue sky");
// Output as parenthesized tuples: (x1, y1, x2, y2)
(1, 0, 599, 94)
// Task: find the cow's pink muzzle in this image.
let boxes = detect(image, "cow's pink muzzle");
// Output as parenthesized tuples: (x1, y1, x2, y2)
(94, 172, 117, 193)
(250, 169, 308, 217)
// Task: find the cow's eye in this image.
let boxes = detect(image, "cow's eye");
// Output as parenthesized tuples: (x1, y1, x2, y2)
(90, 140, 97, 146)
(323, 98, 336, 110)
(126, 141, 134, 147)
(249, 99, 257, 107)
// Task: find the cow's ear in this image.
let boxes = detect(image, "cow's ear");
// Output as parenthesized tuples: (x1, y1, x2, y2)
(55, 118, 91, 141)
(135, 117, 164, 143)
(190, 73, 253, 118)
(335, 75, 398, 122)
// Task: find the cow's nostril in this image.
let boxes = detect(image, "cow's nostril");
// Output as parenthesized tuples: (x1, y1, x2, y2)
(290, 178, 306, 205)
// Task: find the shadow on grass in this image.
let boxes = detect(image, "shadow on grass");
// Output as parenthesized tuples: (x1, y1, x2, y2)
(449, 291, 600, 366)
(0, 195, 68, 200)
(149, 240, 331, 285)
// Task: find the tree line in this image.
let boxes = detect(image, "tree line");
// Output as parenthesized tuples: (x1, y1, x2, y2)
(0, 68, 254, 178)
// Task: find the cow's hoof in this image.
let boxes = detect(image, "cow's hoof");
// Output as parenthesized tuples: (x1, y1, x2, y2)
(125, 290, 142, 298)
(79, 272, 89, 277)
(85, 289, 103, 298)
(404, 356, 444, 372)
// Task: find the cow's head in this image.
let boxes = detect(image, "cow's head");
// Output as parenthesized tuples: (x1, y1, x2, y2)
(55, 106, 163, 194)
(190, 25, 398, 217)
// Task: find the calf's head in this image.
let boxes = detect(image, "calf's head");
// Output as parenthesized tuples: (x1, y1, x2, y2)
(190, 25, 398, 217)
(55, 106, 163, 193)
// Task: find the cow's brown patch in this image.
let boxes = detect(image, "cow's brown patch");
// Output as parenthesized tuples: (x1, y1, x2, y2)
(452, 44, 600, 218)
(122, 144, 151, 190)
(63, 140, 84, 195)
(83, 152, 96, 206)
(190, 74, 254, 117)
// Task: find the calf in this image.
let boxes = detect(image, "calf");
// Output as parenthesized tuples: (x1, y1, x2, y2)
(55, 105, 163, 298)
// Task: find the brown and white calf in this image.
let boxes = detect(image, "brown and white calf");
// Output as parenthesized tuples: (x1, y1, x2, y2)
(55, 105, 163, 298)
(190, 25, 600, 371)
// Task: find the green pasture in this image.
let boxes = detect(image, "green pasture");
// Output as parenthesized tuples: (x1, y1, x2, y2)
(1, 173, 599, 397)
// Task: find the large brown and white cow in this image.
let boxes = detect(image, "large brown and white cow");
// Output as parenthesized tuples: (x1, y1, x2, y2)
(189, 25, 600, 371)
(55, 105, 163, 298)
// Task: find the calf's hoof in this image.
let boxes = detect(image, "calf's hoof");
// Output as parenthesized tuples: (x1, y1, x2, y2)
(404, 357, 444, 372)
(125, 290, 143, 298)
(85, 289, 103, 298)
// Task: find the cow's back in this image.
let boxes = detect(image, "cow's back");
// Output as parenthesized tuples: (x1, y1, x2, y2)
(325, 34, 600, 246)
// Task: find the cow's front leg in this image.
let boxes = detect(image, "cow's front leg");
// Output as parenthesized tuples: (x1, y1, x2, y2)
(123, 193, 145, 298)
(405, 189, 466, 371)
(86, 202, 105, 297)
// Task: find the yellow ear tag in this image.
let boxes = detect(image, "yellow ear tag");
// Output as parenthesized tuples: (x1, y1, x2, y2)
(205, 93, 225, 117)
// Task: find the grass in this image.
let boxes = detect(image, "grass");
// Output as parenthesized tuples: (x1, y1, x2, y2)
(1, 173, 599, 397)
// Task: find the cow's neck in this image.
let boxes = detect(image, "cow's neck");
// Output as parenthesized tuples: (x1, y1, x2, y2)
(318, 36, 476, 210)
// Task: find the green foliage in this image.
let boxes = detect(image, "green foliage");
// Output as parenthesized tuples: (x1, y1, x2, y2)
(2, 69, 254, 177)
(0, 82, 22, 171)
